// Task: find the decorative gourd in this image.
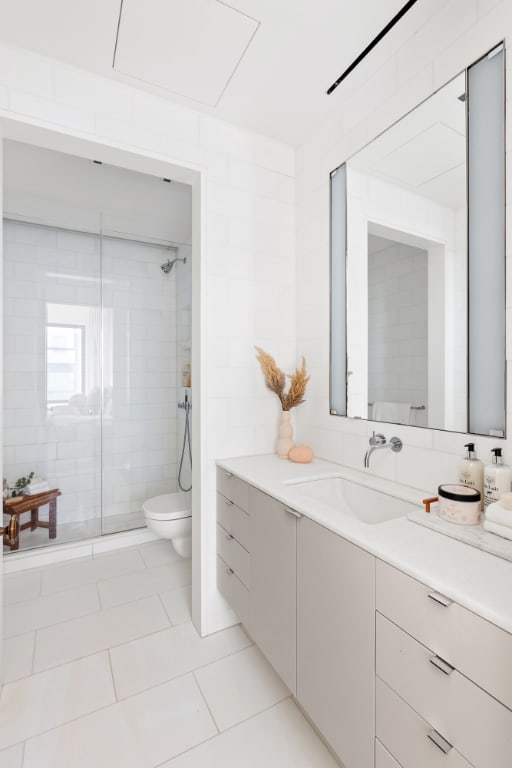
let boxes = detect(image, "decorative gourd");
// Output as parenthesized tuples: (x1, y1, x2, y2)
(288, 445, 314, 464)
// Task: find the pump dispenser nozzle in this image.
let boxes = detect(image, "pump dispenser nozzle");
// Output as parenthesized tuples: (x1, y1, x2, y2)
(459, 442, 484, 512)
(484, 447, 511, 509)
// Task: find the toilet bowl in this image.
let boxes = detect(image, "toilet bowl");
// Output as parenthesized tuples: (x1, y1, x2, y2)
(142, 491, 192, 558)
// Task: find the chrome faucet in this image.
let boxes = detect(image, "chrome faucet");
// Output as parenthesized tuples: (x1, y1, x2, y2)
(364, 431, 402, 468)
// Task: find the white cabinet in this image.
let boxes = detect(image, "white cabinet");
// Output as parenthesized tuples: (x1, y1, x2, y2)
(376, 560, 512, 710)
(248, 486, 297, 693)
(297, 515, 375, 768)
(216, 468, 250, 627)
(216, 464, 512, 768)
(376, 561, 512, 768)
(376, 677, 473, 768)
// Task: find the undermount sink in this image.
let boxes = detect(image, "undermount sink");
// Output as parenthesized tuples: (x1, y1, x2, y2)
(288, 475, 417, 524)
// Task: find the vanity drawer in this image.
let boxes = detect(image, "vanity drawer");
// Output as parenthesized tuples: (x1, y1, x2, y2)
(376, 677, 472, 768)
(216, 492, 249, 551)
(217, 555, 249, 627)
(375, 740, 403, 768)
(216, 468, 249, 512)
(217, 523, 250, 588)
(376, 559, 512, 709)
(376, 612, 512, 768)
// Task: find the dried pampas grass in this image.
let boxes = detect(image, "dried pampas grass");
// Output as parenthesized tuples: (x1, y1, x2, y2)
(255, 347, 310, 411)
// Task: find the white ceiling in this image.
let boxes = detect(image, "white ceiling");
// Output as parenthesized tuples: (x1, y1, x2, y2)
(349, 72, 466, 210)
(0, 0, 424, 145)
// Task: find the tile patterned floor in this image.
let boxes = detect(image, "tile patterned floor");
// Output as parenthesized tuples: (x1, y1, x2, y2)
(0, 540, 339, 767)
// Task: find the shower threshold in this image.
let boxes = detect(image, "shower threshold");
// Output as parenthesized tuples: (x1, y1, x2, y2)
(2, 510, 146, 554)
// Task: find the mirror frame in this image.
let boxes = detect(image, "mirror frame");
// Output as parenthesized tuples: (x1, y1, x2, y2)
(329, 42, 506, 437)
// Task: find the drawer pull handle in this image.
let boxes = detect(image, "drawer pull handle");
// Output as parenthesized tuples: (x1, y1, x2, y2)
(284, 507, 303, 519)
(224, 471, 233, 478)
(226, 567, 234, 575)
(429, 655, 455, 676)
(428, 591, 453, 608)
(225, 499, 234, 506)
(427, 729, 452, 754)
(224, 532, 234, 541)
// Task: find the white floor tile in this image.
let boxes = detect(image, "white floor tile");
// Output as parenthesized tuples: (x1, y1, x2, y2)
(110, 621, 252, 700)
(194, 645, 289, 730)
(0, 743, 24, 767)
(0, 652, 115, 750)
(138, 540, 182, 568)
(23, 674, 217, 768)
(3, 584, 100, 639)
(3, 570, 41, 605)
(41, 549, 146, 595)
(1, 631, 35, 684)
(160, 584, 192, 625)
(98, 559, 191, 609)
(160, 699, 340, 768)
(33, 595, 170, 672)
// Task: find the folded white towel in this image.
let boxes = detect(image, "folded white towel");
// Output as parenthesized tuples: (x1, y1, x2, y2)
(26, 483, 50, 495)
(485, 501, 512, 527)
(372, 401, 412, 425)
(483, 519, 512, 541)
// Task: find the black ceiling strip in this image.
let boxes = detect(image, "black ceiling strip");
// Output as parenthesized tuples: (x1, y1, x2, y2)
(112, 0, 124, 68)
(326, 0, 420, 95)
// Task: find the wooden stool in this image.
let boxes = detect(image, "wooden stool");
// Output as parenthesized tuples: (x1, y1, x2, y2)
(3, 489, 61, 550)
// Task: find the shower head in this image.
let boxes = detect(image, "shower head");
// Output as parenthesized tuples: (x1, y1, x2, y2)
(160, 255, 187, 274)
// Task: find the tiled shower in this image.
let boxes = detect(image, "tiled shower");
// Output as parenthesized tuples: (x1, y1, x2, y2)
(2, 155, 192, 552)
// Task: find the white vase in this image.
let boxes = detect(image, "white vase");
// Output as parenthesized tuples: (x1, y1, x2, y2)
(276, 410, 295, 458)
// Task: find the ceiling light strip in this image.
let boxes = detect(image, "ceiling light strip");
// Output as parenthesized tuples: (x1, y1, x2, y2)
(326, 0, 419, 95)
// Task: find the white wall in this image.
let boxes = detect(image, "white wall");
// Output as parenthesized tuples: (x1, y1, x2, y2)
(0, 42, 295, 634)
(296, 0, 512, 492)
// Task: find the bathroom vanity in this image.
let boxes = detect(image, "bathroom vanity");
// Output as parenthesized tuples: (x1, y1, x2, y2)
(216, 455, 512, 768)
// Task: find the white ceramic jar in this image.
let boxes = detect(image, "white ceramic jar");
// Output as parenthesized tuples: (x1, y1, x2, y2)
(438, 484, 481, 525)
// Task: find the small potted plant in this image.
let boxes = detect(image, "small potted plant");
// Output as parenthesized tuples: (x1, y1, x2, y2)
(10, 471, 35, 497)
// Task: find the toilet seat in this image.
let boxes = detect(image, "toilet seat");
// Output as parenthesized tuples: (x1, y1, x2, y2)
(144, 507, 190, 521)
(142, 492, 191, 521)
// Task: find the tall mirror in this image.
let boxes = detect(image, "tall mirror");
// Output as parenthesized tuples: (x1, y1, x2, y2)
(330, 44, 505, 437)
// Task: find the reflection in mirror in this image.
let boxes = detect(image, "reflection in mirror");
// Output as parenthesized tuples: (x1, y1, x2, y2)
(345, 71, 467, 431)
(367, 233, 429, 428)
(330, 44, 506, 436)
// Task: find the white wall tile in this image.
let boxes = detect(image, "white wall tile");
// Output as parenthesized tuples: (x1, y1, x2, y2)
(9, 90, 95, 133)
(0, 44, 54, 98)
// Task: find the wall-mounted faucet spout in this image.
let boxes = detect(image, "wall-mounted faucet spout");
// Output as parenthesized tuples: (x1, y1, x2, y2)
(364, 432, 402, 468)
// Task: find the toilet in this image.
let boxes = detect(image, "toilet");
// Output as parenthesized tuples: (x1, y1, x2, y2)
(142, 491, 192, 558)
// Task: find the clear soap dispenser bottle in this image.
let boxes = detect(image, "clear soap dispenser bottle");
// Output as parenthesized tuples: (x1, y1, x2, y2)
(459, 442, 484, 510)
(483, 448, 512, 510)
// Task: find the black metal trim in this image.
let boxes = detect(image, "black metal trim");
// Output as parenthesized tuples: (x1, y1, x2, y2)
(326, 0, 419, 95)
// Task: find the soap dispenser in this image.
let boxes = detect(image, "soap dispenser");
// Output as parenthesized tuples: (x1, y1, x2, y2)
(483, 448, 512, 510)
(459, 443, 484, 509)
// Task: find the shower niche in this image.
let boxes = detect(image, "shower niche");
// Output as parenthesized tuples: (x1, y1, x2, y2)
(2, 139, 193, 552)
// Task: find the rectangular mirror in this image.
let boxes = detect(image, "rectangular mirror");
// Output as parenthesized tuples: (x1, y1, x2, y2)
(330, 44, 505, 437)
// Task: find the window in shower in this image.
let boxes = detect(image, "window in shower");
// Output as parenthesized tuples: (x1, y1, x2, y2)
(46, 324, 85, 405)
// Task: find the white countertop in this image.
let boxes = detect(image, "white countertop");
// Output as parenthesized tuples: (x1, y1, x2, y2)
(217, 454, 512, 635)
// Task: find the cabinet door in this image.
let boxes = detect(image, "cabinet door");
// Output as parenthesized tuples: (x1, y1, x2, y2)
(297, 516, 375, 768)
(248, 487, 297, 693)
